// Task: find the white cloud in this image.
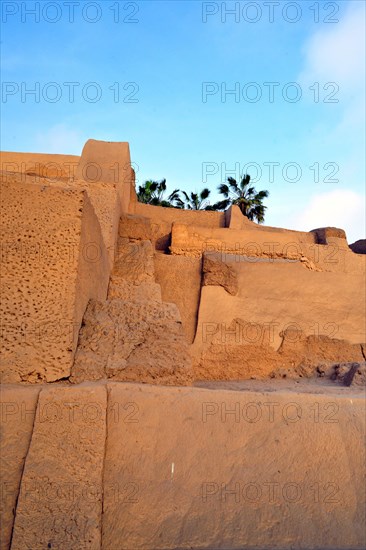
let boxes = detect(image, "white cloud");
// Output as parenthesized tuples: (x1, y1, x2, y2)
(34, 124, 85, 155)
(295, 1, 366, 227)
(298, 1, 365, 142)
(299, 2, 365, 91)
(290, 189, 365, 243)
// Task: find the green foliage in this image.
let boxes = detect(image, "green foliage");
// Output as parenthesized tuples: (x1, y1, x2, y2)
(137, 180, 212, 210)
(176, 188, 212, 210)
(137, 179, 181, 208)
(212, 174, 269, 223)
(136, 173, 269, 222)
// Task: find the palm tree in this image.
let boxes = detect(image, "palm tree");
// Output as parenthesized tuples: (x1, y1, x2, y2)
(137, 179, 181, 208)
(214, 174, 269, 223)
(176, 188, 212, 210)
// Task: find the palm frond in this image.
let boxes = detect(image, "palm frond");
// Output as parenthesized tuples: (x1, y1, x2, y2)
(218, 183, 230, 197)
(210, 199, 230, 211)
(200, 188, 210, 200)
(167, 188, 181, 201)
(256, 190, 269, 199)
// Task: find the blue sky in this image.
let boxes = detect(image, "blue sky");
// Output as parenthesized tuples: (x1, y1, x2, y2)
(1, 0, 365, 242)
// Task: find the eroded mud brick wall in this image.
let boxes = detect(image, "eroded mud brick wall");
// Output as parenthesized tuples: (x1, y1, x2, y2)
(3, 383, 364, 550)
(0, 140, 135, 383)
(76, 139, 133, 214)
(0, 151, 80, 180)
(0, 182, 109, 383)
(166, 207, 366, 378)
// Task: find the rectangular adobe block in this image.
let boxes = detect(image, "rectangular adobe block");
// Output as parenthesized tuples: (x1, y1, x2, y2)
(0, 181, 109, 383)
(76, 139, 132, 213)
(0, 151, 80, 180)
(170, 222, 365, 274)
(11, 385, 107, 550)
(0, 386, 40, 550)
(102, 383, 365, 549)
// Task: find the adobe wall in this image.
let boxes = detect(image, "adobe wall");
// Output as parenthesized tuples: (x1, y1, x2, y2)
(0, 151, 80, 180)
(119, 212, 173, 251)
(104, 383, 365, 550)
(170, 222, 314, 258)
(132, 201, 226, 228)
(1, 382, 364, 550)
(76, 139, 133, 214)
(0, 141, 365, 549)
(10, 384, 107, 550)
(0, 181, 109, 383)
(0, 140, 133, 268)
(121, 204, 225, 254)
(170, 219, 364, 274)
(71, 236, 193, 386)
(1, 168, 120, 269)
(154, 253, 202, 343)
(0, 140, 138, 384)
(74, 191, 111, 342)
(144, 214, 365, 379)
(0, 385, 41, 550)
(117, 207, 365, 371)
(192, 252, 365, 380)
(1, 142, 364, 381)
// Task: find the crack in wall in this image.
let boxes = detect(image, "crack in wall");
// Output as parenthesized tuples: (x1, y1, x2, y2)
(8, 387, 42, 550)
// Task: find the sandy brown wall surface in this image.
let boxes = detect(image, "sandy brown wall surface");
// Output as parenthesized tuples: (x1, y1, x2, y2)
(124, 204, 225, 254)
(170, 222, 365, 274)
(76, 139, 133, 214)
(79, 182, 120, 268)
(74, 191, 110, 342)
(103, 382, 365, 550)
(192, 252, 366, 379)
(196, 255, 366, 349)
(1, 140, 134, 267)
(0, 166, 121, 268)
(0, 151, 80, 180)
(132, 202, 226, 228)
(0, 181, 109, 383)
(119, 212, 173, 251)
(9, 384, 107, 550)
(0, 385, 41, 550)
(1, 382, 364, 550)
(154, 253, 202, 343)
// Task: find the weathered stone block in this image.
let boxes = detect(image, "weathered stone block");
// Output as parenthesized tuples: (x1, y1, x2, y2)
(0, 182, 109, 383)
(102, 383, 366, 550)
(0, 386, 40, 550)
(71, 299, 192, 385)
(10, 385, 107, 550)
(76, 139, 132, 213)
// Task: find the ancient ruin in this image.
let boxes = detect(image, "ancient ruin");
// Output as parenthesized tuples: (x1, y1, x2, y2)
(1, 140, 365, 549)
